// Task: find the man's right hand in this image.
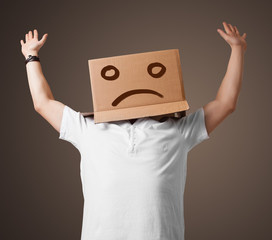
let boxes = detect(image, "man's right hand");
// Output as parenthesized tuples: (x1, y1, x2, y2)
(20, 29, 48, 59)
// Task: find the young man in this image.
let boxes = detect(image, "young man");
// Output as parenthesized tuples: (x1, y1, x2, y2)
(21, 21, 247, 240)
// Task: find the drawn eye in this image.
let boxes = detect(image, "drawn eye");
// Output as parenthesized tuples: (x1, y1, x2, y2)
(147, 62, 166, 78)
(101, 65, 120, 81)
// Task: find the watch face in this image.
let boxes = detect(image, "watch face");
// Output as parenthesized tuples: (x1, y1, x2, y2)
(25, 55, 40, 64)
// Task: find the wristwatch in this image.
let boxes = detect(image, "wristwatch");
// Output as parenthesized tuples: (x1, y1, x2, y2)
(25, 55, 40, 65)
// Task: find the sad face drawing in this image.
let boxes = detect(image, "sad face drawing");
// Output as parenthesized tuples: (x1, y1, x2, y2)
(100, 62, 166, 107)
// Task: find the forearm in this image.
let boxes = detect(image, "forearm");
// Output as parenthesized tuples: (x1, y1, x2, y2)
(25, 54, 54, 109)
(215, 46, 245, 109)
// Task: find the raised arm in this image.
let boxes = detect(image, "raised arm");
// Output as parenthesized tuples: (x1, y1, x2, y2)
(203, 21, 247, 135)
(21, 29, 65, 133)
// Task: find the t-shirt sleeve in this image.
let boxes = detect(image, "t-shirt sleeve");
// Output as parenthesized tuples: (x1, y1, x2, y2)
(176, 107, 210, 151)
(59, 105, 87, 150)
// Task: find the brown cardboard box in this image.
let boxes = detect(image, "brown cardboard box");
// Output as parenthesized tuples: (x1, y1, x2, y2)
(82, 49, 189, 123)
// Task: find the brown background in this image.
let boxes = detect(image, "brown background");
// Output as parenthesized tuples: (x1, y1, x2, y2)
(1, 0, 271, 239)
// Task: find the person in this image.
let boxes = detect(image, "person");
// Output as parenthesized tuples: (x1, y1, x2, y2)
(20, 21, 247, 240)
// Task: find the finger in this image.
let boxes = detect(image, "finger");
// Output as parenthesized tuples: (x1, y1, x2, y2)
(222, 21, 231, 34)
(217, 28, 229, 40)
(234, 26, 240, 35)
(25, 33, 28, 42)
(39, 33, 48, 44)
(28, 30, 33, 39)
(20, 39, 24, 46)
(33, 29, 38, 39)
(228, 23, 235, 33)
(242, 33, 247, 39)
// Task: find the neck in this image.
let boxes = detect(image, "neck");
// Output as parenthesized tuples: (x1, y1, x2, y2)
(128, 113, 176, 124)
(150, 113, 175, 121)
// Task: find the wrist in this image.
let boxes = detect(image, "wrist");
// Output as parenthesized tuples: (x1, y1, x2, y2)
(231, 45, 246, 53)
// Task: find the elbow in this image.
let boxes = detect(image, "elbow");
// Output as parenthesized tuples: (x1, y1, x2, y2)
(34, 105, 40, 112)
(228, 104, 236, 113)
(218, 99, 236, 113)
(34, 103, 41, 112)
(34, 98, 52, 112)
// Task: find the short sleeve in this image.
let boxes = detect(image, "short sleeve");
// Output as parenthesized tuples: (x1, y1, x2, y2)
(176, 107, 210, 151)
(59, 105, 87, 150)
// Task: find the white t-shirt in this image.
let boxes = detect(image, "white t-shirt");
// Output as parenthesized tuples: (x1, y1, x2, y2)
(59, 105, 210, 240)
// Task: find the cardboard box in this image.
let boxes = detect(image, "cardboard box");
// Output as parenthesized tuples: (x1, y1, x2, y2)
(82, 49, 189, 123)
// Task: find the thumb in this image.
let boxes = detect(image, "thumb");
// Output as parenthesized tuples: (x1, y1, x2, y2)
(242, 32, 247, 39)
(39, 33, 48, 45)
(217, 29, 229, 41)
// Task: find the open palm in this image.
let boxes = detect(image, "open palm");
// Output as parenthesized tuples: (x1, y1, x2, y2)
(20, 29, 48, 58)
(217, 22, 247, 52)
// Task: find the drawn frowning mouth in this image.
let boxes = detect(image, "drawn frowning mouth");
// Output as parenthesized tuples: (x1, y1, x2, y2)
(112, 89, 163, 106)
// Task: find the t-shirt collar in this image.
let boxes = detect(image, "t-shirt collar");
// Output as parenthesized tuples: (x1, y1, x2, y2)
(112, 117, 171, 129)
